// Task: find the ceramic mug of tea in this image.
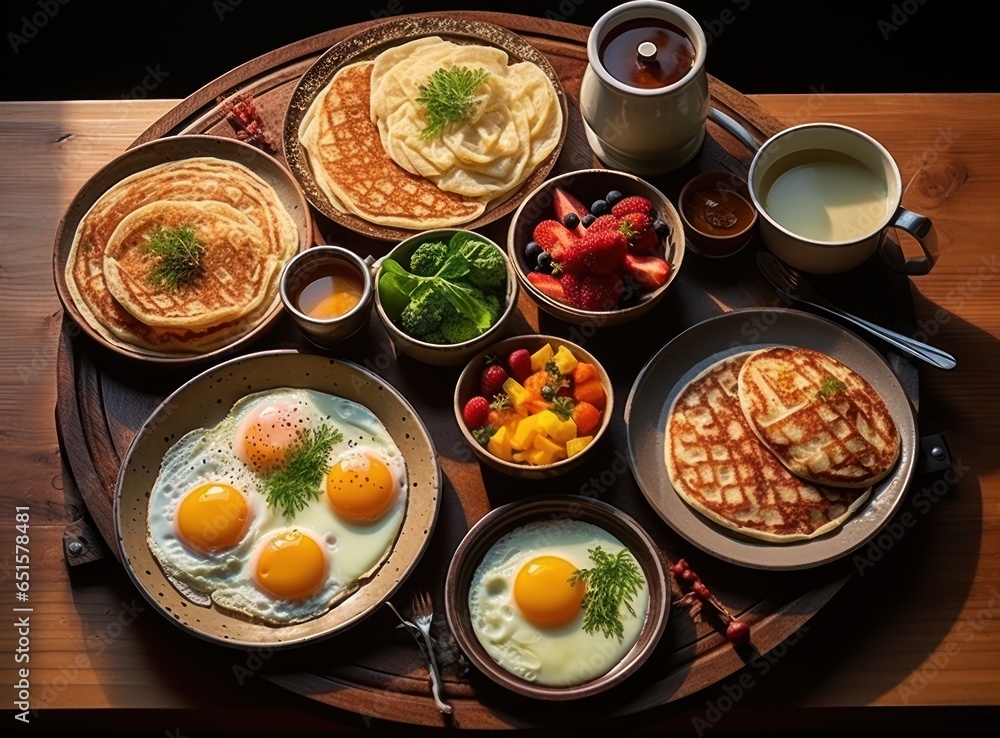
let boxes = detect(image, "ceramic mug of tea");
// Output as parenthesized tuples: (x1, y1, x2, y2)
(744, 122, 938, 275)
(580, 1, 709, 175)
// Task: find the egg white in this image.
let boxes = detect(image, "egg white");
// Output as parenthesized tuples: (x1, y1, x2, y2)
(468, 520, 649, 687)
(146, 388, 409, 625)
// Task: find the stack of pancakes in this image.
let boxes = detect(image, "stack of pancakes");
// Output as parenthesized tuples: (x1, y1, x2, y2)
(65, 157, 299, 354)
(665, 347, 901, 543)
(298, 36, 562, 230)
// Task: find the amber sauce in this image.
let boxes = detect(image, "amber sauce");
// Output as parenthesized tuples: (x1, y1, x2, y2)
(683, 186, 756, 237)
(294, 262, 363, 320)
(598, 18, 696, 89)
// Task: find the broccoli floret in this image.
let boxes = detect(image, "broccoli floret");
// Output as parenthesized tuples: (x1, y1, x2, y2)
(408, 241, 449, 277)
(399, 289, 451, 339)
(465, 242, 507, 291)
(482, 292, 502, 322)
(441, 313, 482, 344)
(422, 330, 448, 345)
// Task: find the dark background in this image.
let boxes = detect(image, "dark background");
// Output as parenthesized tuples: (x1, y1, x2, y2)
(1, 0, 994, 101)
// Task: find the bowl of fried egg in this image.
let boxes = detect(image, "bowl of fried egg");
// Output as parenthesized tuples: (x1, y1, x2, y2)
(445, 495, 668, 699)
(114, 350, 440, 647)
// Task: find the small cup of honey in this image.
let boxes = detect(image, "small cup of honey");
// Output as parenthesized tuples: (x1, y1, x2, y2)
(279, 245, 373, 348)
(678, 171, 758, 258)
(580, 1, 709, 175)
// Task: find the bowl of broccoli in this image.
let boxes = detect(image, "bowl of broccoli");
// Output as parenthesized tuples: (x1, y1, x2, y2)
(373, 230, 520, 365)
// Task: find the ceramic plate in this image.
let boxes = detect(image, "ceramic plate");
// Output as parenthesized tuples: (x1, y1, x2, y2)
(444, 495, 668, 700)
(114, 350, 441, 648)
(52, 134, 312, 366)
(282, 16, 569, 242)
(625, 308, 918, 570)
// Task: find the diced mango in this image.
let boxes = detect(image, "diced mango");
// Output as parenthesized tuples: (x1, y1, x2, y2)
(530, 343, 554, 372)
(488, 426, 513, 461)
(503, 377, 531, 414)
(551, 345, 579, 375)
(534, 409, 561, 438)
(513, 451, 528, 463)
(511, 414, 540, 451)
(550, 417, 578, 444)
(531, 434, 567, 465)
(566, 435, 594, 457)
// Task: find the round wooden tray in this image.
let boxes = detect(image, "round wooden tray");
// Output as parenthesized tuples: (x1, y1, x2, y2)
(55, 11, 920, 729)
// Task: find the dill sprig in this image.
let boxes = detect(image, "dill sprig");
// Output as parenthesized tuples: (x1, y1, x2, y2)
(415, 66, 491, 140)
(568, 546, 645, 643)
(146, 226, 204, 291)
(818, 376, 847, 398)
(552, 396, 574, 421)
(261, 423, 343, 519)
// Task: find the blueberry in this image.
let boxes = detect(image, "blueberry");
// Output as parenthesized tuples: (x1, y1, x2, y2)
(563, 213, 580, 229)
(582, 213, 596, 227)
(536, 251, 553, 274)
(606, 190, 624, 205)
(653, 218, 671, 237)
(525, 241, 543, 261)
(591, 199, 609, 215)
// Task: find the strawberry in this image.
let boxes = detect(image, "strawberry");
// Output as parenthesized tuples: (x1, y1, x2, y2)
(611, 195, 653, 218)
(624, 253, 671, 289)
(507, 349, 533, 382)
(618, 212, 660, 254)
(584, 214, 620, 233)
(532, 220, 577, 261)
(553, 187, 589, 237)
(563, 272, 624, 311)
(526, 272, 567, 303)
(463, 396, 490, 429)
(480, 364, 508, 398)
(560, 227, 627, 275)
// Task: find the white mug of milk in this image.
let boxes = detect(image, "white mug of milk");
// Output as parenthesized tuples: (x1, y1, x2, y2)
(744, 123, 937, 275)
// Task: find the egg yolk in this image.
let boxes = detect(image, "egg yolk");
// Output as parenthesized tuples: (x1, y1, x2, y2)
(236, 402, 303, 474)
(325, 453, 397, 522)
(175, 483, 249, 553)
(514, 556, 585, 628)
(254, 530, 326, 599)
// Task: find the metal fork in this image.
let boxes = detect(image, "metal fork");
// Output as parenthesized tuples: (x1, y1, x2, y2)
(757, 251, 957, 370)
(410, 590, 452, 715)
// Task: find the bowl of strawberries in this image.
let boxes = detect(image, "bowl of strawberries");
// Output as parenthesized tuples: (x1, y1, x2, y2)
(507, 169, 684, 326)
(507, 169, 684, 327)
(454, 335, 613, 479)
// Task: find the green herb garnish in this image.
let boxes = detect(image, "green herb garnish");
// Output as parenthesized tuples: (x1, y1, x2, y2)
(415, 66, 492, 140)
(569, 546, 645, 643)
(261, 424, 343, 519)
(490, 393, 510, 411)
(472, 425, 496, 447)
(818, 376, 847, 398)
(146, 225, 204, 291)
(552, 396, 574, 421)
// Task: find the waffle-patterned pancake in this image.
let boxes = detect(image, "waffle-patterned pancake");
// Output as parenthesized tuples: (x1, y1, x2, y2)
(665, 353, 870, 543)
(738, 347, 900, 488)
(298, 62, 486, 229)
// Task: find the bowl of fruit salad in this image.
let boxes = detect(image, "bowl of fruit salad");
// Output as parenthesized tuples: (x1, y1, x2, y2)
(508, 169, 684, 326)
(455, 335, 613, 478)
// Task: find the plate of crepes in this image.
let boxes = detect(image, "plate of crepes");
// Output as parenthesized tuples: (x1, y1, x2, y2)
(114, 350, 440, 647)
(283, 16, 568, 241)
(625, 308, 917, 570)
(54, 135, 311, 363)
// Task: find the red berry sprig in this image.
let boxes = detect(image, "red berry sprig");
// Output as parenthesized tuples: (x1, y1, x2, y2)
(218, 92, 272, 153)
(670, 558, 751, 647)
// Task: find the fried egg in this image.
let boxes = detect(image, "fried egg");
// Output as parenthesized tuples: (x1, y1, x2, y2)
(146, 388, 408, 625)
(468, 520, 649, 687)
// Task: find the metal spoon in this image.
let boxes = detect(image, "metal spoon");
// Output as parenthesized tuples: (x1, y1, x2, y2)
(757, 252, 957, 370)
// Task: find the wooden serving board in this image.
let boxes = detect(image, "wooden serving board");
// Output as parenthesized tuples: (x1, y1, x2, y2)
(55, 11, 920, 729)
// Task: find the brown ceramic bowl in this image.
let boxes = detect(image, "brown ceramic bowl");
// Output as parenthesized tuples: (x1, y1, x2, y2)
(444, 495, 669, 700)
(373, 229, 519, 366)
(453, 335, 613, 479)
(507, 169, 684, 326)
(678, 170, 758, 258)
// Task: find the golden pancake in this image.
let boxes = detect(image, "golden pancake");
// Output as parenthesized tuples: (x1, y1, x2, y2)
(298, 61, 486, 229)
(665, 353, 870, 543)
(103, 200, 277, 329)
(65, 157, 298, 354)
(737, 346, 901, 488)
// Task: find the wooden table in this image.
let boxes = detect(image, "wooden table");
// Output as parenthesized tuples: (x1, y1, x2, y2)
(1, 93, 998, 732)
